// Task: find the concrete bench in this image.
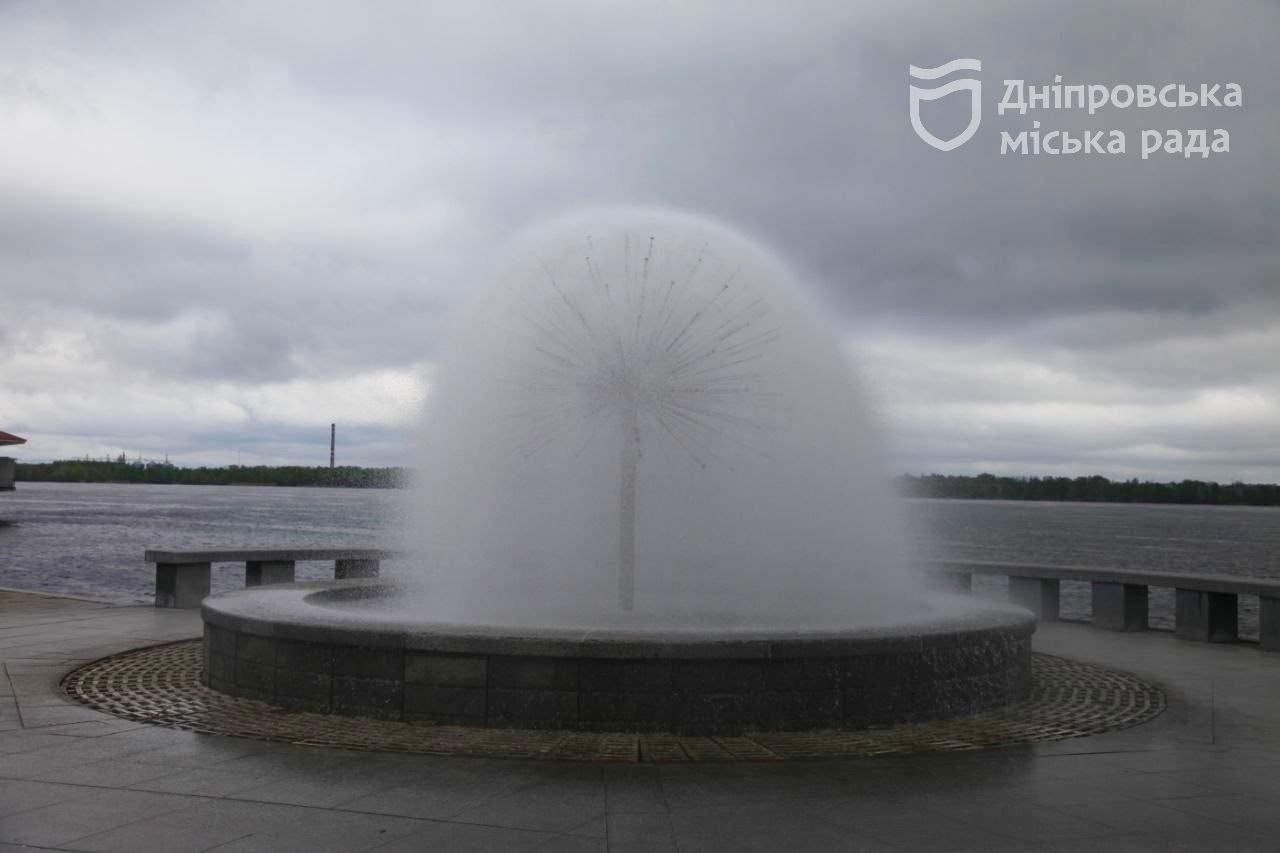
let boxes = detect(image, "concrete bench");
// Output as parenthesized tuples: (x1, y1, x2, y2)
(928, 560, 1280, 652)
(144, 548, 398, 608)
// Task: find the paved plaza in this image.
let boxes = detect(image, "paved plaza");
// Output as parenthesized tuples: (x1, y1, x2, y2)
(2, 588, 1279, 851)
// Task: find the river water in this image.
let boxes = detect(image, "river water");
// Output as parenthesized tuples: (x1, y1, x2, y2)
(905, 498, 1280, 638)
(2, 482, 1277, 636)
(0, 483, 398, 602)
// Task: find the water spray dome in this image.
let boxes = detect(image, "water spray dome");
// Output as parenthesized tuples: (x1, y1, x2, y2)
(201, 209, 1034, 732)
(406, 208, 926, 623)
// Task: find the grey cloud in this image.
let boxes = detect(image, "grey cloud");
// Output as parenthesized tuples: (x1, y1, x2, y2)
(1, 0, 1276, 475)
(1063, 197, 1279, 260)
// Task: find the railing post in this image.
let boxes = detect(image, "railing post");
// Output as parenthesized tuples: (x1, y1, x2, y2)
(1091, 582, 1148, 631)
(155, 562, 211, 608)
(1008, 576, 1059, 621)
(1259, 597, 1280, 652)
(335, 558, 380, 579)
(245, 560, 296, 587)
(1175, 588, 1238, 643)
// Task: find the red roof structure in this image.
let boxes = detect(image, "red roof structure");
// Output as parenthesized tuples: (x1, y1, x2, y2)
(0, 431, 26, 447)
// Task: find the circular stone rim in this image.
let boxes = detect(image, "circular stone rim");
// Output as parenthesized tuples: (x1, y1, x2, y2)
(201, 580, 1037, 658)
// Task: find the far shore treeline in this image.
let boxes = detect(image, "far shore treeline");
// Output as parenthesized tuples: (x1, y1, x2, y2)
(12, 461, 1280, 506)
(899, 473, 1280, 506)
(15, 460, 405, 489)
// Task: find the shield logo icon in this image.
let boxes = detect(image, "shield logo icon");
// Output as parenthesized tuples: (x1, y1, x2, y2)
(909, 59, 982, 151)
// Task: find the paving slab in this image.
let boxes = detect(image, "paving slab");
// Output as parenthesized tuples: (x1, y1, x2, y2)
(3, 589, 1280, 850)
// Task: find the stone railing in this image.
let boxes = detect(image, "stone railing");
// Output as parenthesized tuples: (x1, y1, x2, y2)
(145, 548, 1280, 655)
(144, 548, 398, 608)
(929, 559, 1280, 652)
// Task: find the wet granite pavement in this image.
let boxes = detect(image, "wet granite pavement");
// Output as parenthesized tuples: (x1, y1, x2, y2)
(2, 589, 1279, 851)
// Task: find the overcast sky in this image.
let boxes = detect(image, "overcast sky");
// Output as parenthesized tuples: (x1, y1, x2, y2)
(1, 1, 1276, 481)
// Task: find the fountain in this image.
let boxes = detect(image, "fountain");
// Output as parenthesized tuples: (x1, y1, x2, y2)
(201, 209, 1034, 733)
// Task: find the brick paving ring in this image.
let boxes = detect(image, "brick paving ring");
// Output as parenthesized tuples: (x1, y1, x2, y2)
(63, 640, 1164, 762)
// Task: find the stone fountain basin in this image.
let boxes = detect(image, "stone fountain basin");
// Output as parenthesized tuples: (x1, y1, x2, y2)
(202, 580, 1036, 735)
